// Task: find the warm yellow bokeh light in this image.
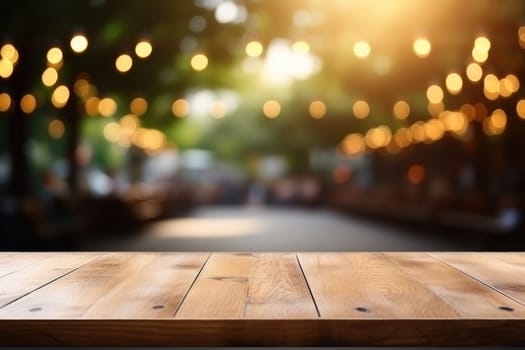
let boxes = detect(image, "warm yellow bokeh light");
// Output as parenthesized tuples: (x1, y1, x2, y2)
(103, 122, 121, 143)
(427, 102, 444, 118)
(70, 34, 88, 53)
(98, 97, 117, 117)
(517, 100, 525, 119)
(445, 73, 463, 95)
(504, 74, 520, 93)
(426, 85, 444, 103)
(48, 119, 65, 139)
(309, 100, 327, 119)
(410, 122, 426, 143)
(394, 128, 412, 148)
(20, 94, 37, 114)
(191, 53, 208, 71)
(245, 41, 264, 57)
(352, 100, 370, 119)
(115, 54, 133, 73)
(353, 41, 371, 59)
(41, 67, 58, 87)
(0, 92, 11, 112)
(0, 59, 13, 78)
(472, 48, 488, 63)
(120, 114, 140, 133)
(47, 47, 63, 65)
(484, 74, 499, 94)
(1, 44, 19, 63)
(393, 100, 410, 120)
(519, 26, 525, 48)
(341, 133, 365, 155)
(263, 100, 281, 118)
(52, 85, 70, 108)
(474, 36, 491, 52)
(413, 38, 431, 58)
(365, 126, 391, 149)
(424, 119, 445, 141)
(292, 41, 310, 54)
(130, 97, 148, 116)
(135, 41, 153, 58)
(211, 101, 227, 119)
(85, 97, 100, 116)
(491, 109, 507, 129)
(171, 99, 189, 118)
(466, 62, 483, 82)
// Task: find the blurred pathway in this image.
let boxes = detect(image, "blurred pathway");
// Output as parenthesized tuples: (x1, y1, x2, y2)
(79, 206, 489, 251)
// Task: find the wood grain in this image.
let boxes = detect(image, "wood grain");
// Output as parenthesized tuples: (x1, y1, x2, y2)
(384, 253, 525, 317)
(83, 253, 209, 317)
(176, 253, 317, 318)
(0, 252, 524, 346)
(431, 252, 525, 306)
(297, 252, 459, 317)
(0, 253, 97, 309)
(0, 319, 524, 346)
(0, 253, 155, 318)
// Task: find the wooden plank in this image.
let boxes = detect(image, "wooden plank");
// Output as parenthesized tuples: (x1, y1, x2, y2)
(0, 319, 524, 346)
(297, 252, 459, 317)
(83, 253, 209, 317)
(176, 253, 250, 318)
(0, 253, 156, 318)
(0, 253, 97, 309)
(245, 253, 317, 318)
(384, 253, 525, 317)
(176, 253, 317, 318)
(431, 252, 525, 307)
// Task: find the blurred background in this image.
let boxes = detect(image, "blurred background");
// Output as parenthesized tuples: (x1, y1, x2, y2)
(1, 0, 525, 251)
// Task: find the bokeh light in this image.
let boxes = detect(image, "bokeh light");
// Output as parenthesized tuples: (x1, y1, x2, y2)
(0, 59, 13, 78)
(245, 41, 263, 57)
(352, 100, 370, 119)
(413, 38, 431, 58)
(41, 67, 58, 87)
(191, 53, 208, 71)
(393, 100, 410, 120)
(466, 62, 483, 82)
(445, 73, 463, 94)
(309, 100, 326, 119)
(85, 97, 100, 116)
(426, 85, 444, 103)
(51, 85, 70, 108)
(48, 119, 65, 139)
(98, 97, 117, 117)
(353, 41, 371, 59)
(341, 133, 365, 155)
(1, 43, 19, 63)
(70, 34, 88, 53)
(263, 100, 281, 118)
(130, 97, 148, 116)
(292, 41, 310, 54)
(135, 41, 152, 58)
(20, 94, 37, 114)
(211, 100, 227, 119)
(517, 100, 525, 119)
(0, 92, 11, 112)
(115, 54, 133, 73)
(172, 98, 189, 118)
(46, 47, 63, 65)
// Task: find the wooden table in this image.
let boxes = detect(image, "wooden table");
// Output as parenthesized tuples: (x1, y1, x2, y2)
(0, 252, 524, 346)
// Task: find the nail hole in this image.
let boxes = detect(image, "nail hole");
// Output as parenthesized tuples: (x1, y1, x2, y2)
(499, 306, 514, 312)
(29, 307, 42, 312)
(152, 304, 165, 310)
(355, 307, 369, 313)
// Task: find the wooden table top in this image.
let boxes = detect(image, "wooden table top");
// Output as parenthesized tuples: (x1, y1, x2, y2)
(0, 252, 524, 346)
